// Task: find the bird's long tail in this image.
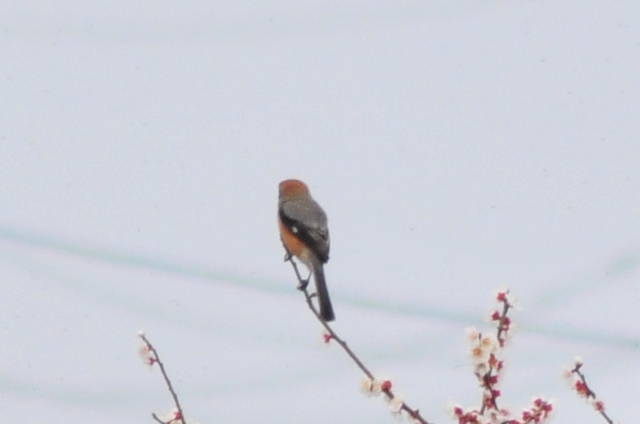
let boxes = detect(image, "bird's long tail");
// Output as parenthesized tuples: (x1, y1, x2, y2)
(311, 260, 335, 322)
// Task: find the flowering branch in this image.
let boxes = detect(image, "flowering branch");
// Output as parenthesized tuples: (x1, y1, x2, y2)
(564, 358, 614, 424)
(452, 397, 552, 424)
(477, 291, 513, 414)
(284, 252, 433, 424)
(282, 241, 557, 424)
(516, 398, 554, 424)
(451, 291, 553, 424)
(138, 332, 187, 424)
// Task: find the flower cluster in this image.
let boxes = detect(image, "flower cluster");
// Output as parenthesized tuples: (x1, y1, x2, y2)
(466, 327, 503, 411)
(450, 291, 553, 424)
(491, 290, 517, 346)
(360, 377, 391, 397)
(451, 404, 487, 424)
(451, 398, 552, 424)
(563, 358, 613, 424)
(473, 290, 516, 414)
(450, 402, 516, 424)
(360, 378, 417, 422)
(519, 397, 553, 423)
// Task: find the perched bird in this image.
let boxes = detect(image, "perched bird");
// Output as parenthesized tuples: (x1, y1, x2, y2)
(278, 179, 335, 321)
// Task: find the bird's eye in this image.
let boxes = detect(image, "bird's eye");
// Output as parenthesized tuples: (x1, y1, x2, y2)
(292, 226, 299, 234)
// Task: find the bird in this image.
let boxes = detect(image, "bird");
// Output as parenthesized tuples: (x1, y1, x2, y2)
(278, 179, 335, 322)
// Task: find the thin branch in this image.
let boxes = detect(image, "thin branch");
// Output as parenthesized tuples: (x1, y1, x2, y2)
(152, 413, 167, 424)
(285, 253, 433, 424)
(139, 333, 187, 424)
(479, 295, 511, 415)
(571, 363, 614, 424)
(495, 298, 511, 347)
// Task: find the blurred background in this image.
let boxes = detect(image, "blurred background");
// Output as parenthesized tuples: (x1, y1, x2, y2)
(1, 1, 639, 423)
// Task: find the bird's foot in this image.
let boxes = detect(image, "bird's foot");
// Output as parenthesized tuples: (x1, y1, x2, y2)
(297, 279, 310, 291)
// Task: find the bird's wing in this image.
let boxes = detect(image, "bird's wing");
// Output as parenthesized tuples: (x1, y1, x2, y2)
(280, 200, 330, 263)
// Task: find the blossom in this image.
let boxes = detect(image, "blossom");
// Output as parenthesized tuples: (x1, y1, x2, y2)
(466, 327, 481, 342)
(389, 396, 404, 414)
(574, 380, 591, 398)
(592, 399, 605, 412)
(469, 334, 498, 366)
(573, 356, 583, 368)
(481, 334, 498, 352)
(158, 409, 184, 424)
(360, 377, 383, 396)
(138, 343, 155, 366)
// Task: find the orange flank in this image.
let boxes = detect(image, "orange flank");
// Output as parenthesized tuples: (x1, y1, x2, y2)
(279, 218, 307, 259)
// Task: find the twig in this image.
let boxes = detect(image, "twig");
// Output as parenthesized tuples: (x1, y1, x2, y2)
(139, 333, 187, 424)
(152, 413, 167, 424)
(454, 292, 553, 424)
(569, 361, 614, 424)
(285, 253, 433, 424)
(479, 293, 512, 415)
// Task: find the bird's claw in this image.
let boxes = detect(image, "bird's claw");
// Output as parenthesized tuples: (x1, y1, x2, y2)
(297, 279, 310, 291)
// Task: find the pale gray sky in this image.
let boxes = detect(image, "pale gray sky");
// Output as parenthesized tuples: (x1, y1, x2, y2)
(1, 1, 639, 423)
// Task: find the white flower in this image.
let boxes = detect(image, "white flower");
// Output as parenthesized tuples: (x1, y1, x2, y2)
(480, 334, 498, 352)
(360, 377, 383, 396)
(137, 344, 154, 366)
(466, 327, 480, 342)
(389, 396, 404, 414)
(474, 362, 488, 375)
(470, 344, 490, 365)
(561, 368, 574, 381)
